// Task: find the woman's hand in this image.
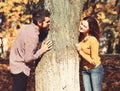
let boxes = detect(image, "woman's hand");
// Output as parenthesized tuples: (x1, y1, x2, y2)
(75, 43, 82, 52)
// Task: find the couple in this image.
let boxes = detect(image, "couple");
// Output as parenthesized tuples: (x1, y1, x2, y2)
(9, 8, 104, 91)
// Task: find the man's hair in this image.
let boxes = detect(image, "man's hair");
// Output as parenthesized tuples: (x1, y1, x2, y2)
(32, 8, 51, 25)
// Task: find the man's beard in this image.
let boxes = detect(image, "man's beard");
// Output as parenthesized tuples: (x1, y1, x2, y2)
(39, 28, 49, 42)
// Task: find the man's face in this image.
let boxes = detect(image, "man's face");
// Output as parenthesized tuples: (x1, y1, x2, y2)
(42, 17, 50, 30)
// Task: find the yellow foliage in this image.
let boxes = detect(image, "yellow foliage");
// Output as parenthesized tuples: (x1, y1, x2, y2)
(116, 22, 120, 32)
(21, 15, 32, 22)
(81, 7, 93, 18)
(33, 0, 39, 3)
(12, 6, 24, 12)
(6, 0, 14, 6)
(3, 7, 10, 13)
(97, 11, 106, 20)
(23, 0, 29, 4)
(96, 3, 104, 9)
(102, 19, 112, 24)
(0, 9, 4, 12)
(105, 2, 117, 14)
(0, 2, 6, 7)
(0, 0, 33, 54)
(108, 0, 115, 5)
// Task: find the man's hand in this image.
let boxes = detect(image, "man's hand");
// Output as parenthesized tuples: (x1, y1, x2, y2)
(41, 40, 52, 53)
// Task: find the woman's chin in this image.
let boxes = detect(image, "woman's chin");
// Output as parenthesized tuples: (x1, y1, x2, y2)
(79, 30, 84, 33)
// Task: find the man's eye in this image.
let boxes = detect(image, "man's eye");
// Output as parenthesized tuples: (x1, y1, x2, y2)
(47, 21, 50, 23)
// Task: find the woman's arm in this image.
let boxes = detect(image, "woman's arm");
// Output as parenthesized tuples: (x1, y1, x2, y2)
(79, 37, 100, 65)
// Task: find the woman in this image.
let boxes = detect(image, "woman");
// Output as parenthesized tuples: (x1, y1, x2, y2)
(76, 16, 104, 91)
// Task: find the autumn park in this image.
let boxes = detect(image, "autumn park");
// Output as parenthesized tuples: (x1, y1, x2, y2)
(0, 0, 120, 91)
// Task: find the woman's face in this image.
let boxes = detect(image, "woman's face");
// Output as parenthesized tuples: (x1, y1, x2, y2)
(79, 20, 89, 34)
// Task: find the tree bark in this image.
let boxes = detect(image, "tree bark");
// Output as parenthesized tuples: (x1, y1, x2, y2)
(35, 0, 84, 91)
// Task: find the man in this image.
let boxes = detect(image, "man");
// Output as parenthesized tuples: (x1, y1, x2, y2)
(9, 9, 52, 91)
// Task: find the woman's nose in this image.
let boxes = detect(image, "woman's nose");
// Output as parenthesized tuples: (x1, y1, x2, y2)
(79, 25, 83, 29)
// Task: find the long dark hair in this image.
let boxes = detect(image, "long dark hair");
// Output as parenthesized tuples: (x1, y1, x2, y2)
(79, 16, 100, 42)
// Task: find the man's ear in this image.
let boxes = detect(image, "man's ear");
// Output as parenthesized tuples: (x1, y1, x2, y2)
(37, 21, 42, 27)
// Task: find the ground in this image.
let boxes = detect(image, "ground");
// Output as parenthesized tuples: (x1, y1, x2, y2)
(0, 55, 120, 91)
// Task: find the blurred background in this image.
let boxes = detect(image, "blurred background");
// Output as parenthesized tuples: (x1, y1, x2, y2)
(0, 0, 120, 91)
(0, 0, 120, 60)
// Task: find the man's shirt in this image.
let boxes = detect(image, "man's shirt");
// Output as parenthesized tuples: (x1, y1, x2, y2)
(10, 23, 44, 76)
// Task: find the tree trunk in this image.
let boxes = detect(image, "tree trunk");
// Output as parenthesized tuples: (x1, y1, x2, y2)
(35, 0, 84, 91)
